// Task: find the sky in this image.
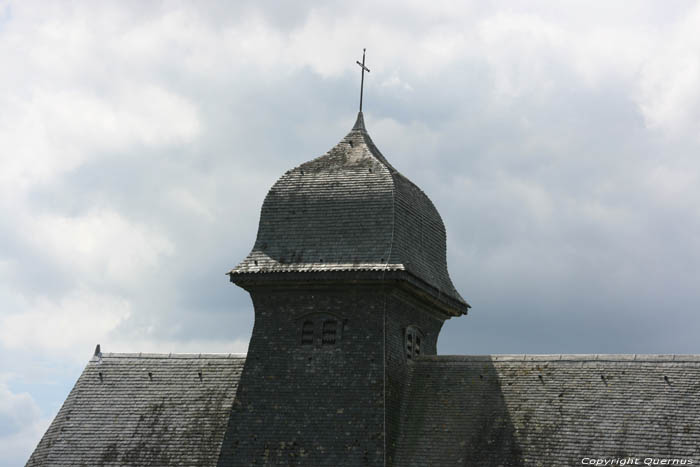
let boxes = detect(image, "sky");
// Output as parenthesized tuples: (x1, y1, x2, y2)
(2, 1, 700, 464)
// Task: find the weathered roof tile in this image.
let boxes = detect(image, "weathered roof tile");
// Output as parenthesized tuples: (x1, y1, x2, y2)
(27, 353, 245, 467)
(394, 356, 700, 466)
(229, 112, 467, 313)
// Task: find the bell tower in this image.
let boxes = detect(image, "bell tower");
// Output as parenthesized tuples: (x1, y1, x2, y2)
(217, 110, 468, 466)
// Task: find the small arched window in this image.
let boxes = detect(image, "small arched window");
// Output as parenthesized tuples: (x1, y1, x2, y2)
(405, 326, 424, 360)
(301, 320, 314, 346)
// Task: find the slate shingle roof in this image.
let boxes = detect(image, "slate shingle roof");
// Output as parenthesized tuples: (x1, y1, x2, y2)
(27, 353, 245, 467)
(229, 112, 468, 314)
(393, 355, 700, 466)
(28, 112, 700, 466)
(28, 352, 700, 466)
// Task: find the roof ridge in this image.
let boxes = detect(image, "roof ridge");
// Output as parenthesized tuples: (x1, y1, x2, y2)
(95, 352, 247, 360)
(418, 354, 700, 362)
(356, 116, 400, 275)
(352, 111, 366, 131)
(357, 124, 396, 172)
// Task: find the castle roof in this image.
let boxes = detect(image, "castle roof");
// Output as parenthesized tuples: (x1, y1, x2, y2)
(29, 352, 700, 465)
(229, 112, 468, 315)
(27, 353, 244, 467)
(394, 355, 700, 465)
(30, 103, 700, 466)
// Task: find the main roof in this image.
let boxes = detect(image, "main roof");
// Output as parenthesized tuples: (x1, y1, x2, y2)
(29, 352, 700, 466)
(393, 355, 700, 465)
(27, 353, 244, 467)
(229, 112, 467, 312)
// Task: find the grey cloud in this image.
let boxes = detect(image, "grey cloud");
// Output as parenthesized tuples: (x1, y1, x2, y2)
(4, 3, 700, 464)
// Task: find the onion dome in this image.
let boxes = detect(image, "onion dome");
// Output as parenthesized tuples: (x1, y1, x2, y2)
(229, 112, 468, 316)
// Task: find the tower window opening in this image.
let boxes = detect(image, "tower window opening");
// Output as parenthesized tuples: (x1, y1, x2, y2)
(322, 320, 337, 346)
(298, 314, 344, 349)
(405, 326, 424, 361)
(301, 320, 314, 346)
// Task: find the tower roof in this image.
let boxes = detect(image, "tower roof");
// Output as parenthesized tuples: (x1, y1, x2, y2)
(229, 112, 468, 315)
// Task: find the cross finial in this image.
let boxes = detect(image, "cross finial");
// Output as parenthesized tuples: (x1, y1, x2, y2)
(356, 48, 370, 112)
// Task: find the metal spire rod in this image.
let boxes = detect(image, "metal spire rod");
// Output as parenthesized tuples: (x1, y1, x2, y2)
(356, 48, 370, 112)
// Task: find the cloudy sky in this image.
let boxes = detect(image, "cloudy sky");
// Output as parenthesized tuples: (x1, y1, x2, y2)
(3, 0, 700, 464)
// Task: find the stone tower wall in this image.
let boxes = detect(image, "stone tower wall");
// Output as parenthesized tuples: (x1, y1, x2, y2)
(218, 284, 387, 466)
(383, 290, 446, 465)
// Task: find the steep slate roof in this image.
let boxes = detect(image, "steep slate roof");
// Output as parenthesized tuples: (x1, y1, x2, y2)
(229, 112, 467, 312)
(27, 353, 245, 467)
(26, 352, 700, 466)
(28, 110, 700, 466)
(393, 355, 700, 466)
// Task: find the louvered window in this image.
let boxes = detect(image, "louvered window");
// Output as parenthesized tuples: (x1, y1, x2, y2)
(299, 314, 344, 349)
(405, 326, 424, 360)
(301, 320, 314, 346)
(322, 320, 337, 346)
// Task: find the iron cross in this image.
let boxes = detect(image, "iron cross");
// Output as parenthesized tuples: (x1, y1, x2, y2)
(356, 48, 370, 112)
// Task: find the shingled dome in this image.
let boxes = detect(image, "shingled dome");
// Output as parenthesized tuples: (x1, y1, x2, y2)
(229, 112, 468, 314)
